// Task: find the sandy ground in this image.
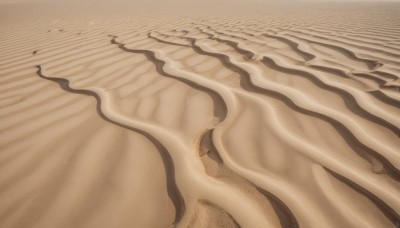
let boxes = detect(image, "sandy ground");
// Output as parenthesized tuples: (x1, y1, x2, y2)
(0, 0, 400, 227)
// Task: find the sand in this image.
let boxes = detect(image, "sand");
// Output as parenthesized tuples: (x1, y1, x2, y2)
(0, 0, 399, 227)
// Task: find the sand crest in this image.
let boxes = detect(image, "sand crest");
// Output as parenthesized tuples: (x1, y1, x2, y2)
(0, 0, 399, 227)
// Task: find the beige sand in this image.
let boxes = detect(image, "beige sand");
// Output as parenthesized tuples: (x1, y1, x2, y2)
(0, 0, 399, 227)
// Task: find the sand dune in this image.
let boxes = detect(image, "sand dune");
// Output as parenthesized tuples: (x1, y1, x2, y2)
(0, 0, 399, 227)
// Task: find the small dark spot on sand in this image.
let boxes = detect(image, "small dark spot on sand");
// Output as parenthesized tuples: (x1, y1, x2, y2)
(33, 50, 38, 55)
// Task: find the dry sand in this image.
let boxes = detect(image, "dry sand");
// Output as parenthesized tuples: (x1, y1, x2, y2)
(0, 0, 400, 227)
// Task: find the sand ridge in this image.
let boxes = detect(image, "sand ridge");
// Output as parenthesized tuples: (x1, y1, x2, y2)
(0, 0, 400, 227)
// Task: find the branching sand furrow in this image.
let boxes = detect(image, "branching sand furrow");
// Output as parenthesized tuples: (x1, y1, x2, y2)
(146, 32, 400, 227)
(144, 34, 320, 227)
(203, 27, 394, 89)
(144, 34, 308, 227)
(171, 30, 400, 137)
(2, 2, 400, 228)
(197, 29, 398, 123)
(37, 56, 276, 227)
(109, 39, 281, 228)
(260, 58, 400, 135)
(110, 35, 227, 122)
(201, 129, 299, 228)
(259, 32, 394, 86)
(35, 65, 186, 225)
(151, 29, 398, 171)
(185, 37, 400, 179)
(302, 27, 400, 54)
(284, 30, 400, 65)
(210, 95, 400, 227)
(112, 33, 310, 227)
(209, 31, 399, 115)
(128, 40, 312, 227)
(190, 35, 400, 206)
(210, 92, 400, 227)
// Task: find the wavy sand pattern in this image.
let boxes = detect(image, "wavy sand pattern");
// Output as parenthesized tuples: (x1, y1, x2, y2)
(0, 0, 400, 227)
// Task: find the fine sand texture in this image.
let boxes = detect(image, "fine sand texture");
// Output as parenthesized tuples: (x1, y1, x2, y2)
(0, 0, 400, 227)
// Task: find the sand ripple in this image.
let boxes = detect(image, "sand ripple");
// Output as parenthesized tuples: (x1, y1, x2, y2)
(0, 1, 399, 227)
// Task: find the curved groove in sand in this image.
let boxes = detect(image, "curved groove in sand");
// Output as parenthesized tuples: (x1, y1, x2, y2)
(286, 29, 400, 61)
(202, 27, 400, 113)
(368, 90, 400, 108)
(153, 31, 400, 179)
(110, 35, 341, 227)
(281, 32, 382, 70)
(3, 4, 400, 227)
(110, 35, 227, 122)
(145, 32, 400, 226)
(38, 44, 277, 227)
(205, 26, 397, 85)
(198, 29, 400, 128)
(35, 65, 185, 225)
(260, 58, 400, 134)
(260, 32, 394, 86)
(326, 169, 400, 225)
(143, 34, 325, 226)
(188, 37, 400, 204)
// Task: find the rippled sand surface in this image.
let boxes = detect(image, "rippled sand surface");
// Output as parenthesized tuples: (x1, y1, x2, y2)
(1, 0, 399, 227)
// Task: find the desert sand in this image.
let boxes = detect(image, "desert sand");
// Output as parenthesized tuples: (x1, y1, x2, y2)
(0, 0, 399, 227)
